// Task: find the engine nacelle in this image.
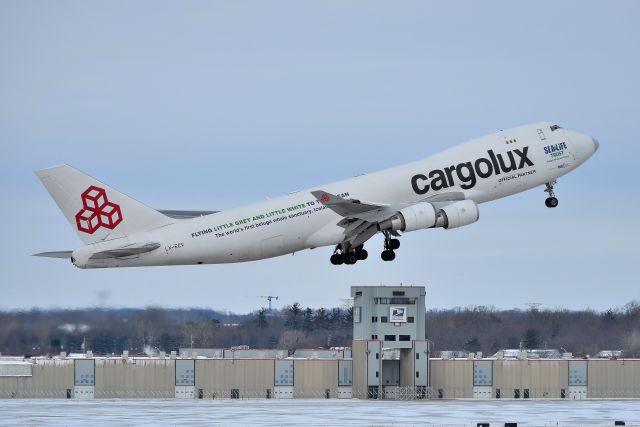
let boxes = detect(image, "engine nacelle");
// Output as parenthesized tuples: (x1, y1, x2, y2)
(379, 202, 437, 232)
(437, 200, 479, 229)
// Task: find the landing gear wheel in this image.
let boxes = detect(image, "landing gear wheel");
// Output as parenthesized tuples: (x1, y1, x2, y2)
(381, 250, 396, 261)
(388, 239, 400, 250)
(381, 232, 400, 261)
(331, 243, 369, 265)
(344, 252, 358, 265)
(330, 253, 344, 265)
(544, 181, 558, 208)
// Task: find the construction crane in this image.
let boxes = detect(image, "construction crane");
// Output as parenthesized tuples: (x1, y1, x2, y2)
(257, 295, 279, 314)
(245, 295, 280, 314)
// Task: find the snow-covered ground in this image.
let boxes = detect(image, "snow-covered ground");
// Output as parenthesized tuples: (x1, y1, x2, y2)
(0, 399, 638, 426)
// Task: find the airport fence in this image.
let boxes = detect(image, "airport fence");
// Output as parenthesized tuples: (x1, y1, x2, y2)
(2, 387, 640, 399)
(0, 390, 68, 399)
(94, 390, 174, 399)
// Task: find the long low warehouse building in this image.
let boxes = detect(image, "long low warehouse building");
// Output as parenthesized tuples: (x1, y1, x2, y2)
(0, 355, 354, 399)
(1, 354, 639, 400)
(430, 357, 640, 400)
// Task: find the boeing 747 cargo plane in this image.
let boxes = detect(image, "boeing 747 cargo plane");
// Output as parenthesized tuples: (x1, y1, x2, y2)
(34, 122, 598, 267)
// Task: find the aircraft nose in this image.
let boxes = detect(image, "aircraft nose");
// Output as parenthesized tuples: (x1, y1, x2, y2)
(566, 131, 598, 159)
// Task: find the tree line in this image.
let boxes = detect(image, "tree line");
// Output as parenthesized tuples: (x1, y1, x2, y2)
(0, 301, 638, 357)
(426, 302, 640, 357)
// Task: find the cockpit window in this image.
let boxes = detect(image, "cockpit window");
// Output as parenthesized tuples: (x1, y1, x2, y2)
(550, 124, 562, 131)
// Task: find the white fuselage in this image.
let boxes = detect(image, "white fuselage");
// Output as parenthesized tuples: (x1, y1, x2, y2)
(71, 122, 598, 268)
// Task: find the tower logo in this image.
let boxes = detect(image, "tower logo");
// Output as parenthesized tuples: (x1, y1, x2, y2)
(75, 186, 123, 234)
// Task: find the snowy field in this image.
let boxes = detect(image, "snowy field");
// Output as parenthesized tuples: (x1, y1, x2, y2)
(0, 399, 638, 426)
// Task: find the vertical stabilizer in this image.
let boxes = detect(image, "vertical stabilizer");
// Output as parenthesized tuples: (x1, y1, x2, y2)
(35, 165, 173, 244)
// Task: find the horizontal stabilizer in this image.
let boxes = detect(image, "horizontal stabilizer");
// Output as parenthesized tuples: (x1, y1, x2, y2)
(33, 251, 73, 259)
(158, 209, 219, 219)
(89, 243, 161, 260)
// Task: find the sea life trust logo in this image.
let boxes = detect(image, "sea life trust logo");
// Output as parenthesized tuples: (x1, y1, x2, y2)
(74, 186, 123, 234)
(544, 142, 568, 158)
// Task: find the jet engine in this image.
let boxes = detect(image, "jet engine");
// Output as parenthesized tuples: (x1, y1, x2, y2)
(378, 200, 479, 232)
(378, 202, 437, 232)
(436, 200, 479, 229)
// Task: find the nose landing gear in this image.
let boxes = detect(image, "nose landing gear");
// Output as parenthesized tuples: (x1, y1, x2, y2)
(544, 180, 559, 208)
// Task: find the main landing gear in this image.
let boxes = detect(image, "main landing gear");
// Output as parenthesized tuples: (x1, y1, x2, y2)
(330, 235, 402, 265)
(544, 180, 559, 208)
(330, 245, 368, 265)
(381, 232, 400, 262)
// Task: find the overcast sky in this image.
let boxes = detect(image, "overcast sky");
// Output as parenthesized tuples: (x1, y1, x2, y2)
(1, 1, 638, 313)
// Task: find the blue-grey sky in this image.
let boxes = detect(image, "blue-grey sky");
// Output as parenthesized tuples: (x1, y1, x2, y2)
(1, 1, 638, 313)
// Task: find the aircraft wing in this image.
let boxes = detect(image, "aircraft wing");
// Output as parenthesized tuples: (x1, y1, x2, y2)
(310, 190, 396, 222)
(311, 190, 400, 248)
(158, 209, 219, 219)
(89, 242, 161, 260)
(423, 191, 466, 203)
(311, 190, 466, 249)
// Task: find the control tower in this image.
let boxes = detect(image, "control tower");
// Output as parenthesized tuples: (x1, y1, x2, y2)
(351, 285, 429, 399)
